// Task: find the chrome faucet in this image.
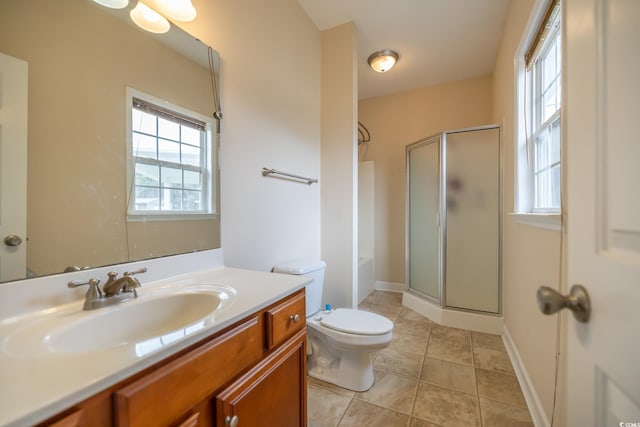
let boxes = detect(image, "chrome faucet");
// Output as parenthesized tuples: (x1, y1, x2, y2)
(68, 268, 147, 310)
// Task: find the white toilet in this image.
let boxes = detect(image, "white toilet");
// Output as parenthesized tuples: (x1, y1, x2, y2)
(272, 260, 393, 392)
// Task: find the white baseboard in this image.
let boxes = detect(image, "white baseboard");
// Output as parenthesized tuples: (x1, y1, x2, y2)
(402, 291, 503, 334)
(502, 325, 550, 427)
(375, 281, 405, 293)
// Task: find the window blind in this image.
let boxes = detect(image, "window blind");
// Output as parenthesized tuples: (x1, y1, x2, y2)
(132, 97, 206, 131)
(525, 0, 561, 70)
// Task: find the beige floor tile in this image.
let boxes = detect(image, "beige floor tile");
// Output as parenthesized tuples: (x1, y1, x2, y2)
(409, 418, 442, 427)
(475, 368, 527, 408)
(338, 400, 409, 427)
(479, 397, 534, 426)
(364, 290, 403, 306)
(430, 323, 470, 340)
(308, 381, 352, 427)
(393, 309, 432, 338)
(473, 347, 515, 375)
(413, 382, 480, 427)
(360, 302, 403, 322)
(373, 347, 423, 378)
(308, 376, 355, 398)
(421, 357, 476, 394)
(355, 370, 418, 414)
(471, 331, 505, 352)
(426, 327, 473, 366)
(389, 332, 428, 356)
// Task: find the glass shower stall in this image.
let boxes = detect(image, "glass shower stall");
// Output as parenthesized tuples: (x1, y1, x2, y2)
(406, 125, 501, 314)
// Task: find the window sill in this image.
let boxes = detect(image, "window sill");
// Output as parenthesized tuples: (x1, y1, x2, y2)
(509, 213, 561, 231)
(127, 213, 217, 222)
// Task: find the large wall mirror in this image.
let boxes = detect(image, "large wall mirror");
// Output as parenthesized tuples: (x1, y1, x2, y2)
(0, 0, 221, 283)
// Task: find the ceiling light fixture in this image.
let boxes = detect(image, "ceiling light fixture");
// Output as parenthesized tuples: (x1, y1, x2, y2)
(367, 49, 399, 73)
(130, 1, 170, 34)
(157, 0, 197, 22)
(92, 0, 129, 9)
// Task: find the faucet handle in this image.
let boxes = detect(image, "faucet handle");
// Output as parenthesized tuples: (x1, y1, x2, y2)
(68, 278, 103, 299)
(124, 267, 147, 276)
(123, 267, 147, 291)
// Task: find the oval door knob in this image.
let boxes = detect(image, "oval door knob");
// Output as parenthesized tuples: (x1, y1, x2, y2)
(289, 314, 300, 323)
(4, 235, 22, 247)
(225, 415, 239, 427)
(537, 284, 591, 323)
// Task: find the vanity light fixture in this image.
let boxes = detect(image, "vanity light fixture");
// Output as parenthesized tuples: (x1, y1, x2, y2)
(130, 1, 170, 34)
(367, 49, 399, 73)
(93, 0, 129, 9)
(157, 0, 197, 22)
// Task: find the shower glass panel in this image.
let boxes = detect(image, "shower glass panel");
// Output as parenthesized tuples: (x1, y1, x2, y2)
(444, 128, 500, 313)
(406, 125, 500, 315)
(407, 136, 441, 300)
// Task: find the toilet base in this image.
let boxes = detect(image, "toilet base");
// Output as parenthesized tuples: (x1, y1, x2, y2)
(307, 337, 376, 392)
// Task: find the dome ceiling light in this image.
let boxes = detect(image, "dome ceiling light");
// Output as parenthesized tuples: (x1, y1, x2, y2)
(130, 1, 171, 34)
(367, 49, 399, 73)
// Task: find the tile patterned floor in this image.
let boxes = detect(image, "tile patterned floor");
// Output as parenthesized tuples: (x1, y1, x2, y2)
(307, 291, 534, 427)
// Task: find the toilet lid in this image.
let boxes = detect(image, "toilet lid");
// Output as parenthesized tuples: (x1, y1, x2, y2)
(320, 308, 393, 335)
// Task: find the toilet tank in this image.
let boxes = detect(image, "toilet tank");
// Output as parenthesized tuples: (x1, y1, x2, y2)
(272, 260, 326, 317)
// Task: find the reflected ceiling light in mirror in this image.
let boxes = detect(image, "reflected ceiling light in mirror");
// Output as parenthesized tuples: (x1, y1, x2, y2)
(130, 1, 170, 34)
(93, 0, 129, 9)
(367, 49, 399, 73)
(157, 0, 197, 22)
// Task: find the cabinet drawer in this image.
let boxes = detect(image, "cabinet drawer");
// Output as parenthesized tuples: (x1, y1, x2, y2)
(115, 316, 263, 427)
(266, 290, 305, 349)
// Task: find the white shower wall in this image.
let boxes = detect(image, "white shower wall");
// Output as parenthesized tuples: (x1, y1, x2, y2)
(358, 161, 375, 302)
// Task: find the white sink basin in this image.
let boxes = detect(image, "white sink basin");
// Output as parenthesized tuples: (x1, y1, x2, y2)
(1, 284, 236, 357)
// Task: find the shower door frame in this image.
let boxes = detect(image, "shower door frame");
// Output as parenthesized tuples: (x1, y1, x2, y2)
(405, 134, 443, 306)
(405, 124, 503, 315)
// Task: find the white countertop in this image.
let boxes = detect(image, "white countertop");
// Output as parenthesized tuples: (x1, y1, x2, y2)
(0, 264, 309, 427)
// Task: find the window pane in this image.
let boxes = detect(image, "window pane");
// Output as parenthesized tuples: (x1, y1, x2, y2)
(183, 190, 202, 210)
(184, 170, 201, 190)
(161, 166, 182, 189)
(162, 188, 182, 210)
(135, 186, 159, 210)
(550, 118, 560, 164)
(551, 165, 560, 208)
(182, 144, 200, 167)
(158, 117, 180, 141)
(132, 110, 157, 135)
(181, 125, 201, 147)
(132, 133, 157, 159)
(158, 139, 180, 163)
(135, 163, 159, 186)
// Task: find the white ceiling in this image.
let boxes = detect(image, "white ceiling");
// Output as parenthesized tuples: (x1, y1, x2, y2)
(296, 0, 511, 100)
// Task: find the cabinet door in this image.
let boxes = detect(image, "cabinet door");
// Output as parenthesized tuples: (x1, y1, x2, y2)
(216, 329, 307, 427)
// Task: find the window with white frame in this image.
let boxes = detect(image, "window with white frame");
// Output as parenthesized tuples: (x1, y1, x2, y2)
(518, 0, 562, 214)
(127, 90, 215, 218)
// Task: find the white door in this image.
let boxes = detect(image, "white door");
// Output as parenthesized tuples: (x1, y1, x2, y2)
(565, 0, 640, 424)
(0, 53, 28, 282)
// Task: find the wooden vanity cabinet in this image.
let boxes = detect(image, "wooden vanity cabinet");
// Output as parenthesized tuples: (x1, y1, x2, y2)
(39, 289, 306, 427)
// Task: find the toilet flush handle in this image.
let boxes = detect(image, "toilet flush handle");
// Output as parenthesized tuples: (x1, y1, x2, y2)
(289, 314, 300, 323)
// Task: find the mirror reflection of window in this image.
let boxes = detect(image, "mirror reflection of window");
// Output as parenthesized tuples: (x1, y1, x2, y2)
(127, 89, 215, 219)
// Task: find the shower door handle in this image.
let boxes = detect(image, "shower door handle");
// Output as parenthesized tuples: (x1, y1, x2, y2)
(536, 284, 591, 323)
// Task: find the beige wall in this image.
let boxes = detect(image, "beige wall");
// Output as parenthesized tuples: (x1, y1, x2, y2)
(320, 23, 358, 309)
(181, 0, 322, 271)
(492, 0, 560, 420)
(0, 0, 219, 276)
(358, 75, 493, 284)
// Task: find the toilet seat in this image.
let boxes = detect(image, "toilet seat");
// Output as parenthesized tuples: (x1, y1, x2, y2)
(320, 308, 393, 335)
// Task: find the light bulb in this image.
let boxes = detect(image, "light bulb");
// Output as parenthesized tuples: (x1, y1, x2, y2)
(130, 1, 170, 34)
(157, 0, 197, 22)
(93, 0, 129, 9)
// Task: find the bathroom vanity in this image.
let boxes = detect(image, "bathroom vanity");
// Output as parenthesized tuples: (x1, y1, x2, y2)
(0, 252, 309, 427)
